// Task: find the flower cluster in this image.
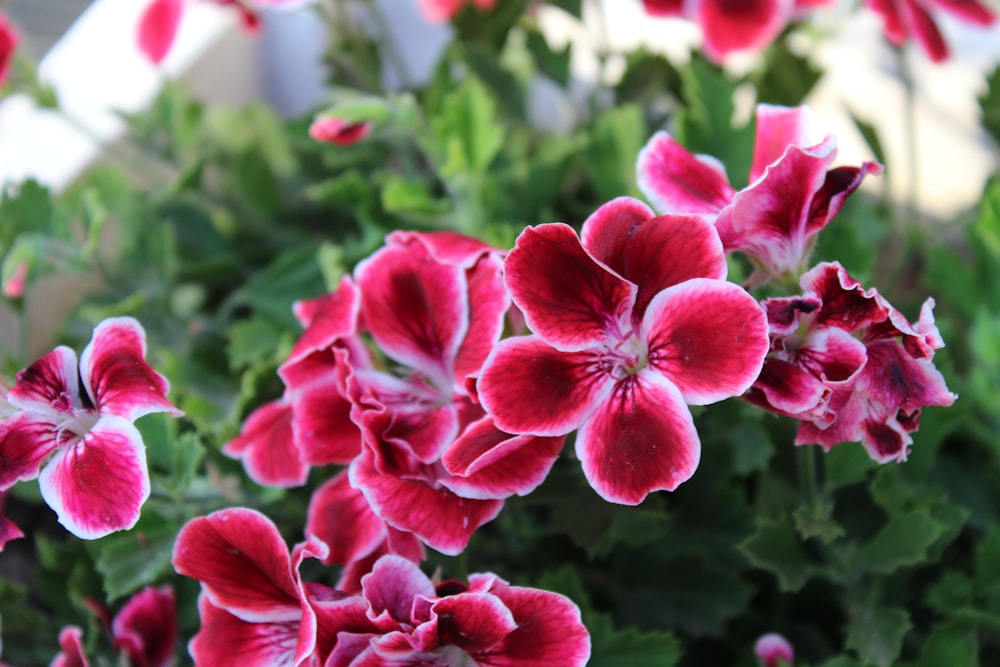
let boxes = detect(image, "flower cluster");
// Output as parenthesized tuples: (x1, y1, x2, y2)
(172, 507, 591, 666)
(0, 317, 182, 539)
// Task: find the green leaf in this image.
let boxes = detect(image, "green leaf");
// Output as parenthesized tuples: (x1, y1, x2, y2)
(980, 66, 1000, 146)
(824, 444, 876, 490)
(160, 432, 205, 498)
(856, 510, 948, 574)
(914, 624, 978, 667)
(738, 516, 817, 592)
(381, 176, 451, 221)
(525, 28, 572, 87)
(583, 104, 645, 201)
(93, 517, 178, 601)
(845, 606, 911, 667)
(753, 37, 823, 106)
(427, 77, 505, 178)
(849, 111, 888, 167)
(227, 317, 286, 371)
(794, 500, 846, 543)
(548, 0, 583, 16)
(224, 246, 326, 329)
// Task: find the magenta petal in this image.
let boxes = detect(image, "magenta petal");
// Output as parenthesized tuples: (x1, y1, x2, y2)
(636, 132, 735, 216)
(478, 336, 614, 436)
(645, 279, 769, 405)
(387, 230, 497, 269)
(112, 586, 177, 667)
(361, 555, 435, 628)
(936, 0, 996, 24)
(0, 412, 62, 489)
(643, 0, 685, 14)
(8, 346, 80, 417)
(172, 508, 301, 622)
(863, 340, 957, 412)
(355, 243, 467, 385)
(136, 0, 185, 64)
(696, 0, 792, 62)
(350, 448, 504, 556)
(441, 417, 564, 499)
(0, 511, 23, 552)
(577, 372, 700, 504)
(51, 626, 89, 667)
(189, 595, 301, 667)
(474, 583, 591, 667)
(306, 472, 386, 566)
(80, 317, 182, 421)
(288, 373, 360, 466)
(430, 593, 517, 653)
(453, 253, 509, 384)
(223, 399, 309, 488)
(285, 276, 361, 370)
(746, 358, 830, 418)
(903, 0, 949, 62)
(38, 416, 149, 539)
(749, 105, 814, 184)
(503, 224, 635, 352)
(806, 162, 883, 237)
(582, 198, 727, 319)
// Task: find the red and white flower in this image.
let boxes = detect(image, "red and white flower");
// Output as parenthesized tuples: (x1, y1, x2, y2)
(865, 0, 996, 63)
(0, 317, 182, 539)
(478, 197, 770, 504)
(637, 104, 882, 287)
(746, 262, 957, 462)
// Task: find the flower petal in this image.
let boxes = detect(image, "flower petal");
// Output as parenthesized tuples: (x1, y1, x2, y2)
(644, 278, 769, 405)
(306, 471, 387, 566)
(453, 252, 510, 385)
(0, 412, 62, 489)
(440, 416, 564, 499)
(7, 346, 80, 418)
(288, 371, 360, 466)
(285, 276, 361, 370)
(309, 117, 372, 145)
(355, 243, 468, 386)
(80, 317, 182, 421)
(111, 586, 177, 667)
(223, 399, 309, 488)
(581, 198, 727, 319)
(136, 0, 185, 64)
(745, 358, 831, 418)
(361, 554, 435, 629)
(806, 162, 883, 237)
(503, 223, 635, 352)
(478, 336, 614, 437)
(576, 372, 700, 504)
(172, 508, 301, 622)
(696, 0, 792, 63)
(749, 104, 814, 184)
(428, 592, 517, 654)
(636, 132, 735, 217)
(38, 416, 150, 539)
(386, 230, 498, 269)
(51, 626, 89, 667)
(189, 595, 301, 667)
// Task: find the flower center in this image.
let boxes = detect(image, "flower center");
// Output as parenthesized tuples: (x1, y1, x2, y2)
(601, 330, 649, 380)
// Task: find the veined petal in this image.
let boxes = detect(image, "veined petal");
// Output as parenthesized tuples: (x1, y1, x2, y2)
(38, 416, 150, 539)
(361, 554, 435, 629)
(285, 277, 361, 370)
(8, 346, 80, 417)
(223, 399, 309, 488)
(386, 230, 498, 269)
(636, 132, 735, 216)
(806, 162, 883, 237)
(644, 279, 769, 405)
(582, 198, 727, 320)
(0, 411, 62, 489)
(51, 626, 89, 667)
(749, 105, 814, 184)
(863, 340, 957, 412)
(440, 417, 564, 499)
(189, 595, 301, 667)
(335, 529, 427, 596)
(80, 317, 182, 421)
(577, 372, 700, 504)
(453, 253, 509, 385)
(428, 593, 517, 653)
(288, 373, 360, 466)
(305, 472, 387, 567)
(350, 448, 504, 556)
(802, 262, 886, 332)
(696, 0, 792, 63)
(745, 358, 830, 418)
(111, 586, 177, 667)
(172, 508, 301, 623)
(474, 583, 590, 667)
(503, 224, 635, 352)
(478, 336, 614, 437)
(860, 416, 913, 463)
(355, 243, 468, 384)
(136, 0, 185, 64)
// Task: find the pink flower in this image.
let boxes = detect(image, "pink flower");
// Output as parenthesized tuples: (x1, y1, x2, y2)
(309, 117, 373, 146)
(0, 317, 183, 539)
(137, 0, 279, 64)
(637, 104, 882, 287)
(478, 197, 770, 505)
(0, 490, 22, 552)
(755, 632, 794, 667)
(50, 627, 89, 667)
(172, 507, 376, 666)
(82, 587, 177, 667)
(417, 0, 497, 23)
(865, 0, 996, 62)
(2, 260, 28, 299)
(746, 262, 957, 462)
(333, 554, 591, 666)
(0, 11, 18, 88)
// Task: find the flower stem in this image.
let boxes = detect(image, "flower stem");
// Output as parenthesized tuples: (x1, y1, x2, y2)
(798, 443, 821, 510)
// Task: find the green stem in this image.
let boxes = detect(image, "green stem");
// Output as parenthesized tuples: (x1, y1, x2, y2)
(798, 443, 821, 510)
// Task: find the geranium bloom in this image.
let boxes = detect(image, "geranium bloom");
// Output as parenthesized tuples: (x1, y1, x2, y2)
(637, 104, 882, 287)
(79, 586, 177, 667)
(309, 117, 373, 146)
(0, 317, 182, 539)
(864, 0, 996, 62)
(0, 491, 22, 552)
(746, 262, 956, 462)
(478, 197, 770, 505)
(328, 554, 591, 666)
(0, 11, 18, 88)
(417, 0, 496, 23)
(755, 632, 794, 667)
(50, 627, 89, 667)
